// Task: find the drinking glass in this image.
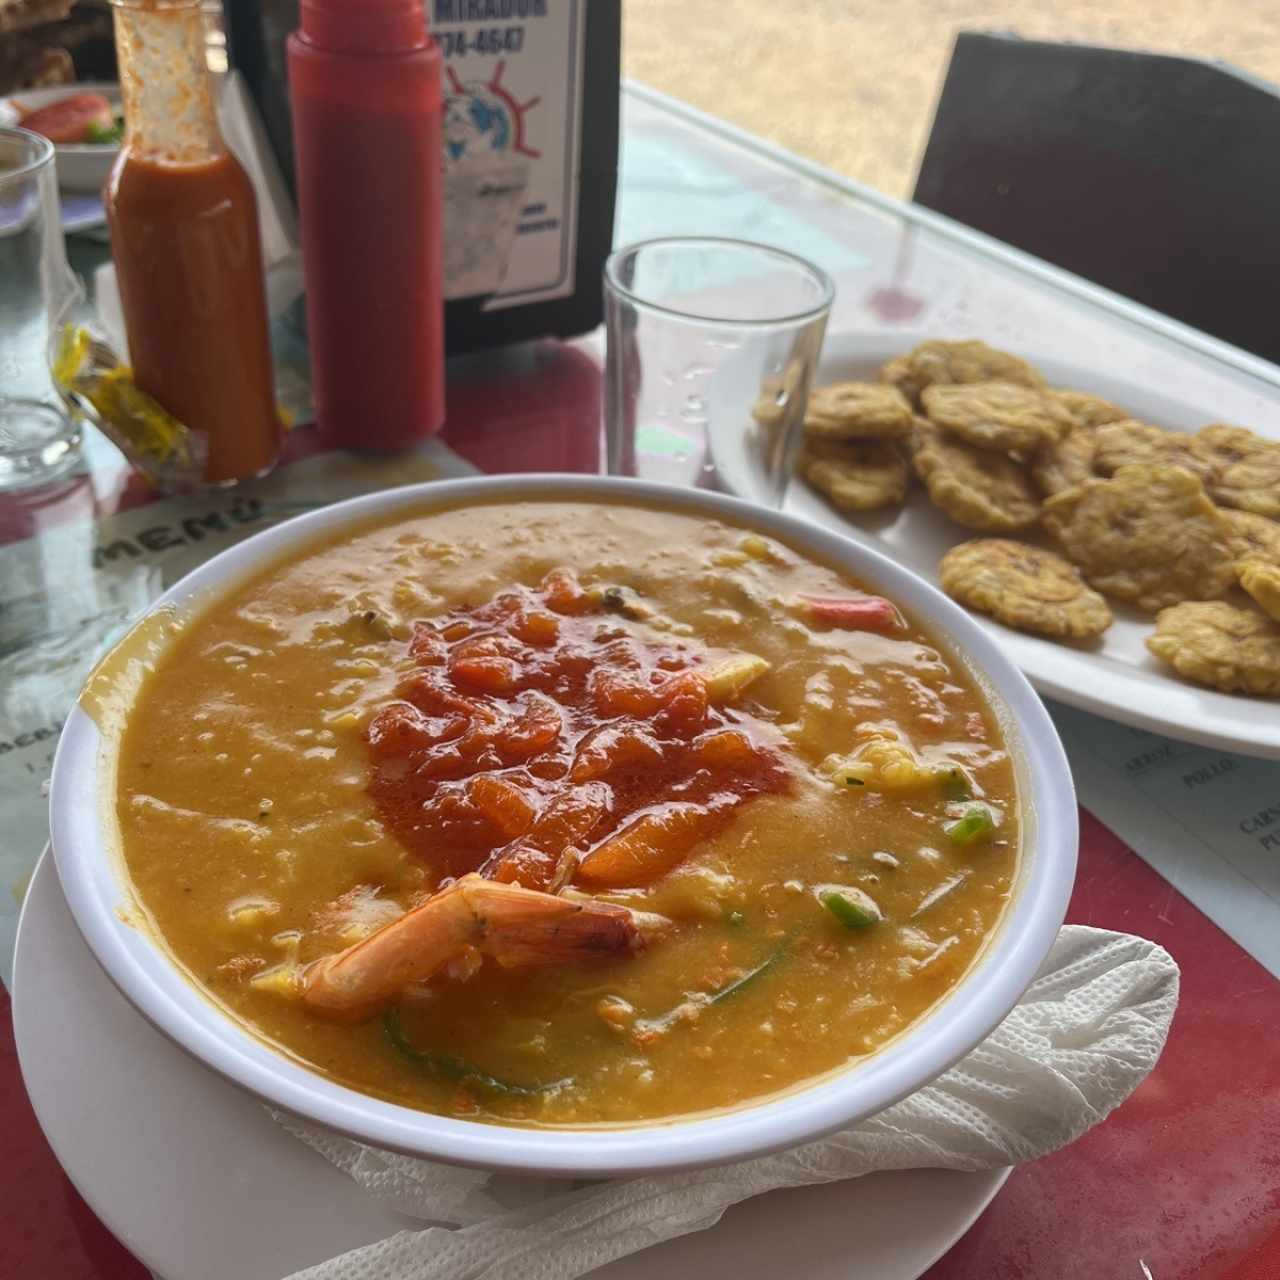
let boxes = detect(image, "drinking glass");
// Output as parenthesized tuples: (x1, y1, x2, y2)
(604, 237, 833, 506)
(0, 126, 83, 490)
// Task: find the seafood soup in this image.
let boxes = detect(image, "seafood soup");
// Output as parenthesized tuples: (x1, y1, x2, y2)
(112, 500, 1020, 1125)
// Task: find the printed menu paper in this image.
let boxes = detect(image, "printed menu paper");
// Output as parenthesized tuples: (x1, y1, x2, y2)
(1051, 700, 1280, 979)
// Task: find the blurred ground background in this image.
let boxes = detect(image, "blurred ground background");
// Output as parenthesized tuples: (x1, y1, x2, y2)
(622, 0, 1280, 197)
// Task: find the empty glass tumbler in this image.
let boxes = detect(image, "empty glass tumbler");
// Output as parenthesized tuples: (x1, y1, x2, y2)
(0, 126, 82, 490)
(604, 237, 833, 506)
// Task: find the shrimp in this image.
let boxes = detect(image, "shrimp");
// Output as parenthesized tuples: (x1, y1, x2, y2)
(302, 874, 648, 1019)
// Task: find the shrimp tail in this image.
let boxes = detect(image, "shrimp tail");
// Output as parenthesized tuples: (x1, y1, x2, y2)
(302, 874, 643, 1020)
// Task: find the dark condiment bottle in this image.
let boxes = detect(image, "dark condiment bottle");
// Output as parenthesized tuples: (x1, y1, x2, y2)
(287, 0, 444, 451)
(106, 0, 280, 486)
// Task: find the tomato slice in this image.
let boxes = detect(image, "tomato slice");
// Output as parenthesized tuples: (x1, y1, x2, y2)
(467, 776, 537, 841)
(485, 783, 611, 890)
(576, 804, 714, 889)
(18, 94, 114, 145)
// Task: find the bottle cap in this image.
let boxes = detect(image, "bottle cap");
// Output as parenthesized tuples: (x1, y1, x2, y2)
(299, 0, 427, 54)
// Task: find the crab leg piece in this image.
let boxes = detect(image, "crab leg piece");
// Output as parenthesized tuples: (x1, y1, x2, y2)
(302, 874, 644, 1019)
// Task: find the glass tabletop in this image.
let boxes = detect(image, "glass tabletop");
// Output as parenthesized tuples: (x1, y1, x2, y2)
(619, 84, 1280, 409)
(3, 81, 1279, 1280)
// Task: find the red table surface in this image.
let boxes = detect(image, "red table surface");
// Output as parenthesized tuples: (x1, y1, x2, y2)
(4, 341, 1278, 1278)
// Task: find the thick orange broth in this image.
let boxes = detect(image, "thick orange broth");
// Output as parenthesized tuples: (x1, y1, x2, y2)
(112, 500, 1019, 1125)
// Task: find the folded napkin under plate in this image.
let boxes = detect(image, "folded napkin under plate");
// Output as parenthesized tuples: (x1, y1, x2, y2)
(272, 925, 1178, 1280)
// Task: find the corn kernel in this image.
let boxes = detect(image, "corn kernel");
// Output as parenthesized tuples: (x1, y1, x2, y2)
(703, 652, 771, 702)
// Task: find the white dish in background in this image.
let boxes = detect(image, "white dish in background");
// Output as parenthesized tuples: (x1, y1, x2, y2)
(14, 849, 1012, 1280)
(48, 474, 1077, 1178)
(750, 331, 1280, 760)
(60, 190, 107, 234)
(0, 81, 121, 193)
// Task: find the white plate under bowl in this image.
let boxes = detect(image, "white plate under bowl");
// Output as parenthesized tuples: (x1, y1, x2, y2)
(14, 848, 1011, 1280)
(48, 474, 1077, 1177)
(719, 331, 1280, 759)
(0, 81, 121, 193)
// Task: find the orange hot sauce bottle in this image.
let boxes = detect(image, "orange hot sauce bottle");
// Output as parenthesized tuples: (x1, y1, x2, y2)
(105, 0, 281, 486)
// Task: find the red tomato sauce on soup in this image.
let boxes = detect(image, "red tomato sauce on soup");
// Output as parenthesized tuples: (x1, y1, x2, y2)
(367, 569, 789, 892)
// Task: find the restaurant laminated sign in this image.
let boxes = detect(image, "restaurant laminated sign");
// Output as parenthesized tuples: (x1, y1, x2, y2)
(432, 0, 585, 308)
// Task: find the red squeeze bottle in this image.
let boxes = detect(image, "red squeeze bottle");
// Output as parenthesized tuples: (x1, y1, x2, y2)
(288, 0, 445, 450)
